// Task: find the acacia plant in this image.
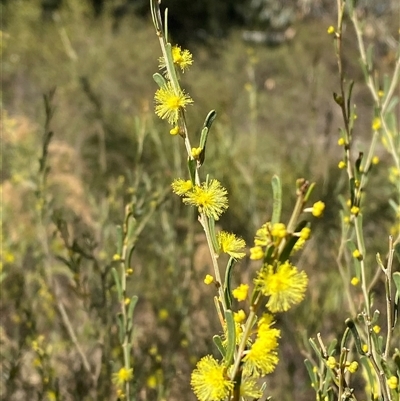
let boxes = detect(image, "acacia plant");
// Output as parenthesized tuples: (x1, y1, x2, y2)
(149, 1, 326, 400)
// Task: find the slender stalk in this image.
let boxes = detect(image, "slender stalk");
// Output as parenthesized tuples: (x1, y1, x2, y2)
(384, 237, 394, 359)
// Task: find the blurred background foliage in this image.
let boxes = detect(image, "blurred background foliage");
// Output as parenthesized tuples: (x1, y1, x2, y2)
(1, 0, 399, 400)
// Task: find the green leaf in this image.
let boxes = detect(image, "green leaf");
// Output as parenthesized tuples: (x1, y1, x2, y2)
(112, 267, 123, 300)
(187, 157, 196, 186)
(394, 245, 400, 264)
(360, 356, 375, 387)
(354, 215, 365, 256)
(208, 217, 219, 255)
(224, 257, 235, 309)
(117, 313, 124, 344)
(224, 310, 236, 366)
(347, 241, 361, 280)
(279, 220, 308, 262)
(271, 175, 282, 225)
(304, 182, 316, 203)
(327, 339, 338, 355)
(263, 244, 275, 265)
(304, 359, 318, 389)
(198, 110, 217, 166)
(164, 43, 180, 89)
(349, 178, 356, 207)
(385, 96, 399, 113)
(366, 44, 374, 72)
(309, 338, 323, 360)
(346, 81, 355, 120)
(153, 73, 167, 89)
(213, 335, 226, 358)
(345, 319, 364, 355)
(127, 295, 139, 332)
(116, 225, 123, 256)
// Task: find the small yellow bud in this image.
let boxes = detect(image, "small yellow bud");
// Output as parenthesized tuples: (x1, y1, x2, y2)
(373, 325, 381, 334)
(204, 274, 214, 285)
(338, 161, 347, 169)
(113, 254, 121, 261)
(312, 201, 325, 217)
(372, 117, 381, 131)
(299, 227, 311, 240)
(124, 298, 131, 305)
(362, 344, 368, 353)
(327, 26, 335, 34)
(250, 246, 264, 260)
(158, 309, 169, 320)
(234, 309, 246, 323)
(191, 147, 202, 159)
(378, 90, 384, 98)
(338, 137, 346, 146)
(387, 376, 398, 390)
(327, 356, 336, 369)
(147, 375, 157, 389)
(343, 216, 350, 224)
(348, 361, 358, 373)
(372, 156, 379, 165)
(170, 126, 180, 136)
(351, 277, 359, 286)
(126, 268, 134, 275)
(350, 206, 360, 215)
(149, 345, 158, 355)
(352, 249, 362, 259)
(271, 223, 287, 238)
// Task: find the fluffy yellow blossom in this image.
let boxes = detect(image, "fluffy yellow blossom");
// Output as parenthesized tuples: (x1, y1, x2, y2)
(254, 261, 308, 312)
(155, 82, 193, 124)
(171, 178, 193, 195)
(112, 367, 134, 386)
(243, 319, 280, 375)
(159, 45, 193, 72)
(181, 180, 228, 220)
(191, 355, 234, 401)
(216, 231, 246, 259)
(254, 223, 271, 246)
(232, 284, 249, 301)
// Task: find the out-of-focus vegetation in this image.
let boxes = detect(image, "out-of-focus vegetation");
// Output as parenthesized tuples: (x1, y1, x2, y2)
(1, 0, 399, 400)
